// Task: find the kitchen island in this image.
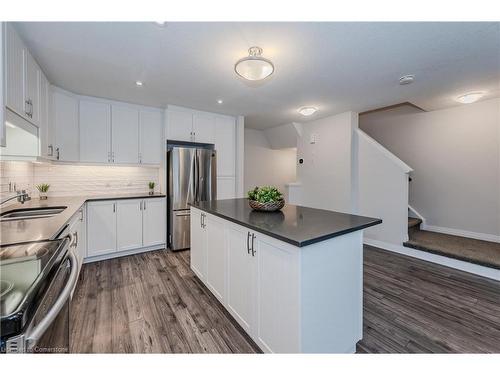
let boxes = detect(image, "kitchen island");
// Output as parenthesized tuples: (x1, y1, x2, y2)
(190, 198, 381, 353)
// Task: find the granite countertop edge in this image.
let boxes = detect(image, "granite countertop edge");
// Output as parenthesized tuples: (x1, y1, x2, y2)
(191, 200, 382, 248)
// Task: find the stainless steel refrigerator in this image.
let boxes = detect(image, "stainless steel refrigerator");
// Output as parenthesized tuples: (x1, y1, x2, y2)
(167, 146, 217, 250)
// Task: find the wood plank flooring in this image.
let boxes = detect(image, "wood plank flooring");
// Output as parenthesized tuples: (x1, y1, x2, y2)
(70, 250, 260, 353)
(70, 246, 500, 353)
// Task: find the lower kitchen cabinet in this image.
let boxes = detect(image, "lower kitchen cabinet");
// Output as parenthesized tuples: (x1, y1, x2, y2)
(87, 200, 117, 257)
(226, 223, 256, 334)
(190, 209, 206, 279)
(190, 207, 302, 353)
(205, 215, 226, 302)
(86, 197, 166, 261)
(117, 199, 143, 251)
(142, 198, 166, 247)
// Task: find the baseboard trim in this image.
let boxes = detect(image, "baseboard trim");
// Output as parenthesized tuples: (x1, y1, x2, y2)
(421, 224, 500, 243)
(364, 238, 500, 281)
(83, 243, 166, 264)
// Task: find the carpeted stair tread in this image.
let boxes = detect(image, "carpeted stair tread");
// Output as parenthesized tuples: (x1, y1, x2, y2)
(404, 229, 500, 269)
(408, 217, 422, 229)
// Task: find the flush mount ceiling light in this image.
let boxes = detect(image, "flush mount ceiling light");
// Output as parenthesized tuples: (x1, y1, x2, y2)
(298, 106, 318, 116)
(456, 91, 485, 104)
(135, 81, 143, 87)
(399, 75, 415, 85)
(234, 46, 274, 81)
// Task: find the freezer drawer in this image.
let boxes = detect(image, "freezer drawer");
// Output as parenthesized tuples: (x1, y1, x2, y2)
(170, 210, 191, 250)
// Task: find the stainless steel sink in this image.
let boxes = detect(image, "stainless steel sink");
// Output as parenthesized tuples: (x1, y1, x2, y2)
(0, 206, 67, 221)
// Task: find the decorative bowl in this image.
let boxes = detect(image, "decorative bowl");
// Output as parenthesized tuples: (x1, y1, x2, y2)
(248, 198, 285, 212)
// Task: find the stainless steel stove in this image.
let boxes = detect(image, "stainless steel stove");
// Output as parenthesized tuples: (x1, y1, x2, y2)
(0, 237, 77, 353)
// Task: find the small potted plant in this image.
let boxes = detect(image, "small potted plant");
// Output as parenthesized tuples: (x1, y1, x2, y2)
(148, 181, 156, 195)
(247, 186, 285, 212)
(36, 183, 50, 200)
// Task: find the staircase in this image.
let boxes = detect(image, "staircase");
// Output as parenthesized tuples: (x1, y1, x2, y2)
(404, 217, 500, 269)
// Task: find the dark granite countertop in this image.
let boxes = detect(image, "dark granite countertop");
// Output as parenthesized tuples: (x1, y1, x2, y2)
(191, 199, 382, 247)
(0, 193, 165, 246)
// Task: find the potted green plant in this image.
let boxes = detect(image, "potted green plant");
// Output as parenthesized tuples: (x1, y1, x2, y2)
(148, 181, 156, 195)
(247, 186, 285, 212)
(36, 183, 50, 200)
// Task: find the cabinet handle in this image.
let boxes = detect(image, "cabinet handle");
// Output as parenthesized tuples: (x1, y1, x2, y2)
(200, 213, 203, 228)
(56, 147, 60, 160)
(79, 208, 84, 222)
(144, 200, 146, 210)
(247, 231, 251, 254)
(113, 203, 116, 212)
(251, 234, 256, 256)
(48, 145, 53, 157)
(140, 201, 142, 210)
(30, 99, 33, 117)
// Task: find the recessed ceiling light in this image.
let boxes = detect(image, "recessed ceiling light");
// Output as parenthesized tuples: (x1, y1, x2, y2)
(217, 99, 223, 104)
(235, 46, 274, 81)
(298, 106, 318, 116)
(399, 75, 415, 85)
(154, 21, 167, 27)
(135, 81, 143, 87)
(456, 91, 485, 104)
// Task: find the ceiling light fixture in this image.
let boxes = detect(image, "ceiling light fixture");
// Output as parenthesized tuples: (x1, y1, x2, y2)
(456, 91, 485, 104)
(234, 46, 274, 81)
(217, 99, 223, 104)
(135, 81, 143, 87)
(399, 75, 415, 85)
(298, 106, 318, 116)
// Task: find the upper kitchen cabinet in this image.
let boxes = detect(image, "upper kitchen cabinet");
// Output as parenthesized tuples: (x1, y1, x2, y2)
(4, 23, 24, 117)
(215, 116, 236, 176)
(4, 23, 42, 127)
(167, 107, 216, 144)
(139, 109, 163, 164)
(167, 108, 193, 142)
(80, 100, 111, 163)
(38, 73, 53, 158)
(52, 89, 79, 162)
(192, 113, 215, 144)
(111, 104, 139, 164)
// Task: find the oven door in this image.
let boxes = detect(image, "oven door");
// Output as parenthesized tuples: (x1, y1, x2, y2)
(5, 249, 78, 353)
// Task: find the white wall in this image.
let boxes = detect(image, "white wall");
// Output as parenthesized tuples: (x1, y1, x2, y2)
(295, 111, 358, 213)
(244, 128, 297, 196)
(360, 98, 500, 238)
(357, 129, 412, 245)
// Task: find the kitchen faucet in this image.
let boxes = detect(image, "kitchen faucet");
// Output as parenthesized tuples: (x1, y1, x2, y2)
(0, 190, 32, 206)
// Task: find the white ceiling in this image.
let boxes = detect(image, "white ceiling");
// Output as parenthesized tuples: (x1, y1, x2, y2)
(15, 22, 500, 130)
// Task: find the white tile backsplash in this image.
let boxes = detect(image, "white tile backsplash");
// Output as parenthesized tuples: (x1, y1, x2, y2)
(0, 161, 160, 200)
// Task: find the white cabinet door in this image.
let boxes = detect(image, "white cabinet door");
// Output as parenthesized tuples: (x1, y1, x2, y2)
(167, 109, 192, 142)
(80, 100, 111, 163)
(38, 72, 52, 158)
(53, 90, 79, 161)
(205, 214, 226, 302)
(116, 199, 143, 252)
(4, 23, 25, 117)
(142, 198, 166, 247)
(111, 105, 139, 163)
(139, 109, 162, 164)
(193, 113, 215, 144)
(190, 208, 206, 280)
(217, 177, 236, 200)
(87, 201, 117, 257)
(255, 237, 300, 353)
(24, 50, 40, 126)
(215, 116, 236, 176)
(226, 224, 256, 333)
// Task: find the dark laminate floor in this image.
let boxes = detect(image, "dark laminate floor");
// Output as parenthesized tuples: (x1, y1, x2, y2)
(70, 246, 500, 353)
(70, 249, 260, 353)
